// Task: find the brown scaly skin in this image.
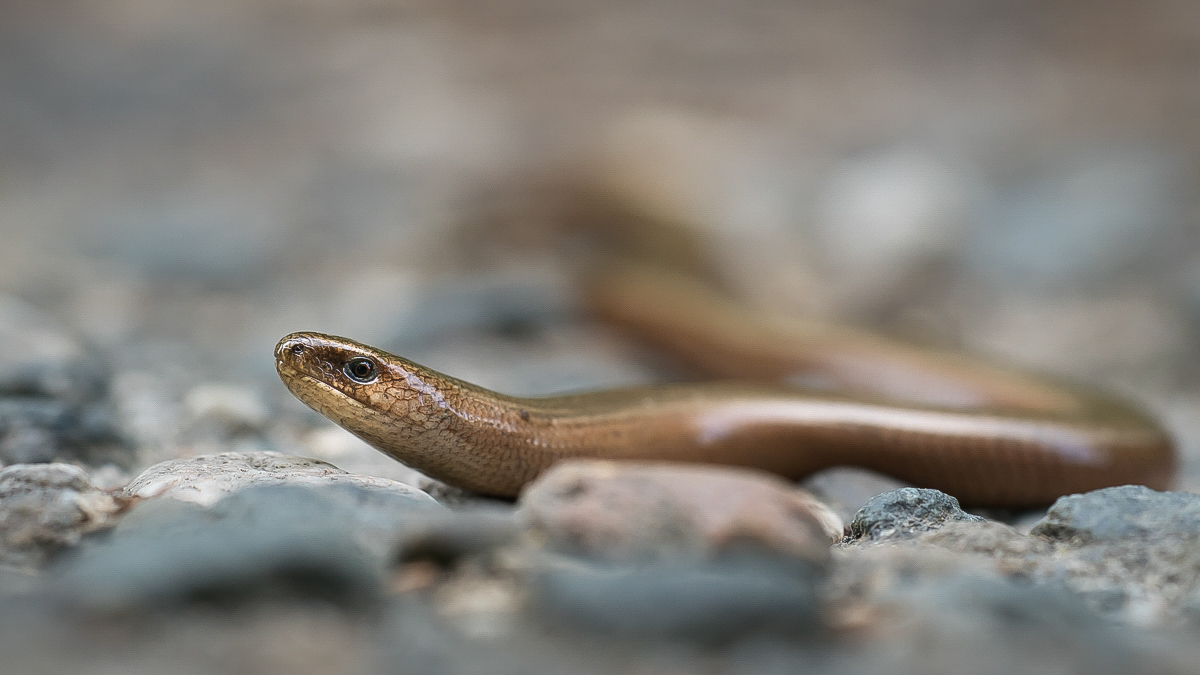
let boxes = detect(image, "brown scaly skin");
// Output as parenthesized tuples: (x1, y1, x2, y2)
(275, 329, 1175, 507)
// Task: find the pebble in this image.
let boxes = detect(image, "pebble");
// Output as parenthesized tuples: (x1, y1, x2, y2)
(0, 463, 126, 569)
(845, 487, 986, 543)
(519, 460, 840, 565)
(122, 451, 440, 507)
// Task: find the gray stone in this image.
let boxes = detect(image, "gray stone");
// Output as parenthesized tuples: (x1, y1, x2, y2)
(1030, 485, 1200, 545)
(529, 554, 821, 644)
(0, 463, 126, 569)
(847, 487, 986, 542)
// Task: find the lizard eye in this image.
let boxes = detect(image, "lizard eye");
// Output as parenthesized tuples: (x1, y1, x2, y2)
(343, 357, 378, 384)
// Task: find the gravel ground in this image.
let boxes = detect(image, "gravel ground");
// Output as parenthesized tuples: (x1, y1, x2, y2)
(2, 1, 1200, 673)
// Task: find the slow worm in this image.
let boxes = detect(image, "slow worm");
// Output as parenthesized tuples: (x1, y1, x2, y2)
(275, 271, 1175, 506)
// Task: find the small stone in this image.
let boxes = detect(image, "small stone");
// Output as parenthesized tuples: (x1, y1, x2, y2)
(519, 460, 838, 566)
(1030, 485, 1200, 545)
(122, 451, 440, 507)
(847, 487, 986, 543)
(0, 463, 126, 569)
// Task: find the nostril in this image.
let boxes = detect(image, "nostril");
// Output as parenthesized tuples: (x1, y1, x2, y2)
(277, 337, 309, 361)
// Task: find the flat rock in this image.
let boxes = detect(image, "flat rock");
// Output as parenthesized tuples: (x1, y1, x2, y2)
(122, 451, 440, 507)
(518, 460, 839, 566)
(846, 487, 986, 543)
(0, 463, 126, 569)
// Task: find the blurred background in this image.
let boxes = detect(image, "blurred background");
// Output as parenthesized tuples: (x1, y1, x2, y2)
(1, 0, 1199, 488)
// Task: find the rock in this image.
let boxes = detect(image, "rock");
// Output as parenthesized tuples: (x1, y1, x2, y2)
(57, 483, 432, 611)
(0, 464, 126, 569)
(519, 460, 839, 565)
(1029, 485, 1200, 545)
(835, 486, 1200, 624)
(1023, 486, 1200, 621)
(528, 553, 822, 644)
(846, 487, 986, 543)
(123, 451, 440, 507)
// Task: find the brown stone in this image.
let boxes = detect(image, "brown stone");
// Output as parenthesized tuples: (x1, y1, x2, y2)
(518, 460, 839, 565)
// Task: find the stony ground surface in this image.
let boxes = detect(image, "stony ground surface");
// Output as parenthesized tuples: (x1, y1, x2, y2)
(3, 1, 1200, 673)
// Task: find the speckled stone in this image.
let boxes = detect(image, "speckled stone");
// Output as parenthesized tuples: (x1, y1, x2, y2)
(846, 487, 986, 543)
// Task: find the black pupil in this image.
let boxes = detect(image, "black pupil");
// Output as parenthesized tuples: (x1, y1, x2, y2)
(347, 358, 375, 381)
